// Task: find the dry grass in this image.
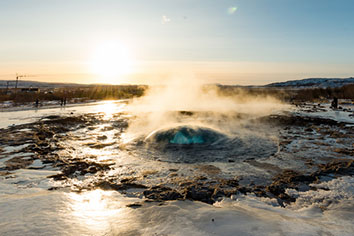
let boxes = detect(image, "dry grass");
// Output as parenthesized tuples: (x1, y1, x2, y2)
(1, 83, 353, 104)
(0, 85, 146, 104)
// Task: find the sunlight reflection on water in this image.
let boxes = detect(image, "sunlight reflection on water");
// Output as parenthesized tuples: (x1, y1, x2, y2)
(93, 100, 126, 119)
(65, 190, 136, 234)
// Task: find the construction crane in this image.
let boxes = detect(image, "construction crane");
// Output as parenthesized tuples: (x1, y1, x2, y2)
(15, 74, 28, 90)
(14, 74, 36, 93)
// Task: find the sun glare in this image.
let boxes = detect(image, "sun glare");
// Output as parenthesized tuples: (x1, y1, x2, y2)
(90, 42, 134, 84)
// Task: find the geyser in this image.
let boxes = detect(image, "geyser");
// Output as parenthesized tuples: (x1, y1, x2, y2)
(124, 75, 283, 163)
(127, 123, 278, 163)
(144, 125, 228, 145)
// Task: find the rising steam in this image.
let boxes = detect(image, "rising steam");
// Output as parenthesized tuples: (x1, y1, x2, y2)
(124, 74, 288, 139)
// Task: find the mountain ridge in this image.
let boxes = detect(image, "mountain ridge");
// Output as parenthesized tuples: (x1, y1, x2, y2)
(265, 77, 354, 88)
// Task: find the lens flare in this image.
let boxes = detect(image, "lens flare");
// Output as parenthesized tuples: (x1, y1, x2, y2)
(161, 15, 171, 24)
(228, 7, 238, 15)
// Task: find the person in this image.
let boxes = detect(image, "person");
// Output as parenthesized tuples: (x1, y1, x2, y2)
(331, 97, 338, 109)
(35, 98, 39, 107)
(60, 98, 63, 106)
(63, 97, 67, 106)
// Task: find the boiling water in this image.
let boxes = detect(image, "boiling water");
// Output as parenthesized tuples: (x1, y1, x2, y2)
(132, 124, 278, 163)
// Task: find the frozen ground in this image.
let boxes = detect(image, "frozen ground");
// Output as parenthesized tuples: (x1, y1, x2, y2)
(0, 100, 126, 129)
(0, 100, 354, 235)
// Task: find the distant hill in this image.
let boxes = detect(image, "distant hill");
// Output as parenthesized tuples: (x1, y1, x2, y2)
(0, 80, 144, 88)
(2, 77, 354, 89)
(265, 77, 354, 88)
(0, 80, 83, 88)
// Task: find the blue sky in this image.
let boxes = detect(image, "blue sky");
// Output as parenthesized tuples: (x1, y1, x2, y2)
(0, 0, 353, 84)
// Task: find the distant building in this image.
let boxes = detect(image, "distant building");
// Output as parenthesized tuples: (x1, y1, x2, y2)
(21, 88, 40, 93)
(4, 90, 13, 95)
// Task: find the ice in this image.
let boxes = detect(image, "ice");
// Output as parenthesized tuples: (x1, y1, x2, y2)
(1, 100, 354, 235)
(0, 152, 34, 168)
(295, 103, 354, 124)
(2, 187, 353, 236)
(287, 176, 354, 210)
(28, 159, 45, 169)
(0, 100, 127, 129)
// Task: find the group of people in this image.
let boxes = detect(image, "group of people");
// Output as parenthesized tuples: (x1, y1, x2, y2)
(60, 97, 67, 106)
(34, 97, 68, 107)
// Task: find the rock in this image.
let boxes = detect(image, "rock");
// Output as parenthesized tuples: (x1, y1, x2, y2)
(0, 171, 11, 176)
(143, 186, 183, 201)
(265, 170, 316, 203)
(86, 142, 115, 149)
(97, 135, 107, 140)
(184, 185, 215, 204)
(315, 159, 354, 176)
(4, 156, 34, 171)
(196, 165, 221, 175)
(126, 203, 142, 208)
(96, 180, 147, 191)
(48, 173, 67, 181)
(48, 187, 61, 191)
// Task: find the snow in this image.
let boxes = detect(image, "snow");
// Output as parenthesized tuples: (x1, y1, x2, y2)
(266, 77, 354, 88)
(1, 100, 354, 235)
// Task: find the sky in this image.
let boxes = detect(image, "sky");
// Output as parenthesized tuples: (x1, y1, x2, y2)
(0, 0, 354, 85)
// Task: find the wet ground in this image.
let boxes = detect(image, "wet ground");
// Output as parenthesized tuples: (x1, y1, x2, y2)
(1, 100, 354, 235)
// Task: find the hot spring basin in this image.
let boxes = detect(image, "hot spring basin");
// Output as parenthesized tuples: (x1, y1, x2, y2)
(131, 125, 278, 163)
(144, 125, 228, 145)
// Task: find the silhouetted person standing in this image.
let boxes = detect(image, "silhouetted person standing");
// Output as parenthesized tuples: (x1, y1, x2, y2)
(331, 97, 338, 109)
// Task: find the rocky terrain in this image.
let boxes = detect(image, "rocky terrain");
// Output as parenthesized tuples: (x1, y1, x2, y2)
(1, 104, 353, 210)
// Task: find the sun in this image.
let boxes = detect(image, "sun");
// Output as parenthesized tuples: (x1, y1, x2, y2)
(90, 41, 134, 83)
